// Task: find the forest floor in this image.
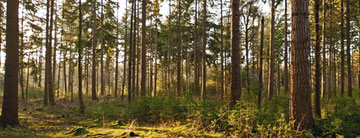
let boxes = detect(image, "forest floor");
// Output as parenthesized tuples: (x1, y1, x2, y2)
(0, 96, 222, 137)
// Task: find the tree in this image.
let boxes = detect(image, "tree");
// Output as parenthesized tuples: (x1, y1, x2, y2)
(220, 0, 224, 100)
(201, 0, 207, 99)
(1, 0, 20, 127)
(346, 0, 352, 97)
(289, 0, 314, 130)
(321, 0, 326, 98)
(100, 0, 105, 96)
(141, 0, 147, 97)
(176, 0, 182, 96)
(194, 0, 199, 96)
(314, 0, 321, 118)
(78, 0, 85, 113)
(128, 0, 136, 103)
(284, 0, 289, 92)
(267, 0, 275, 99)
(230, 0, 241, 107)
(258, 16, 264, 106)
(91, 0, 98, 100)
(115, 2, 120, 98)
(340, 0, 345, 96)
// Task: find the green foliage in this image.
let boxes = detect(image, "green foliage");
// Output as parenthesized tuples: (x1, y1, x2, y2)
(85, 100, 124, 119)
(316, 97, 360, 137)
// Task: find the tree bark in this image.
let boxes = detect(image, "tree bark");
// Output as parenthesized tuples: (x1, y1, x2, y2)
(201, 0, 207, 99)
(267, 0, 275, 99)
(321, 0, 326, 98)
(346, 0, 352, 97)
(140, 0, 147, 97)
(284, 0, 289, 92)
(230, 0, 241, 107)
(194, 0, 199, 97)
(100, 0, 105, 96)
(314, 0, 321, 118)
(289, 0, 314, 130)
(91, 0, 98, 100)
(340, 0, 345, 97)
(1, 0, 20, 126)
(258, 17, 264, 106)
(78, 0, 85, 113)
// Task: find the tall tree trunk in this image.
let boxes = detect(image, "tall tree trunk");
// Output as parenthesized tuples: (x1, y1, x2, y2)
(63, 50, 67, 94)
(122, 0, 128, 100)
(57, 52, 61, 97)
(100, 0, 105, 96)
(346, 0, 352, 97)
(267, 0, 275, 99)
(115, 2, 119, 98)
(284, 0, 289, 92)
(314, 0, 321, 118)
(176, 0, 182, 96)
(154, 22, 158, 96)
(230, 0, 241, 107)
(358, 0, 360, 95)
(289, 0, 314, 130)
(167, 0, 172, 94)
(1, 0, 20, 126)
(244, 11, 250, 93)
(321, 0, 326, 98)
(48, 0, 55, 105)
(220, 0, 224, 100)
(52, 1, 58, 101)
(340, 0, 345, 97)
(69, 49, 73, 101)
(258, 16, 264, 106)
(91, 0, 98, 100)
(201, 0, 207, 99)
(26, 59, 30, 100)
(128, 0, 136, 103)
(140, 0, 147, 97)
(78, 0, 85, 113)
(20, 2, 24, 100)
(194, 0, 199, 97)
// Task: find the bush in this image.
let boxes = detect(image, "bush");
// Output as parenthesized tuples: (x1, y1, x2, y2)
(316, 97, 360, 137)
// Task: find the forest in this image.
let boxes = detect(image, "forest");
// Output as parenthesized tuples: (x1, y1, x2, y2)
(0, 0, 360, 137)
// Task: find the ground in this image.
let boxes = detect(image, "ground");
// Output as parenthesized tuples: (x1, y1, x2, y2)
(0, 96, 222, 137)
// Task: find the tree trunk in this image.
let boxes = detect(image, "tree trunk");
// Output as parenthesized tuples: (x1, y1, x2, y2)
(201, 0, 207, 99)
(78, 0, 85, 113)
(100, 0, 105, 96)
(1, 0, 20, 126)
(44, 0, 50, 105)
(321, 0, 326, 98)
(244, 11, 250, 93)
(122, 0, 128, 100)
(194, 0, 199, 97)
(314, 0, 321, 118)
(128, 0, 136, 103)
(284, 0, 289, 92)
(52, 2, 58, 101)
(289, 0, 314, 130)
(176, 0, 182, 96)
(267, 0, 275, 99)
(115, 2, 119, 98)
(140, 0, 147, 97)
(340, 0, 345, 97)
(91, 0, 98, 100)
(20, 2, 25, 101)
(258, 17, 264, 106)
(26, 59, 30, 100)
(48, 0, 55, 105)
(230, 0, 241, 107)
(220, 0, 224, 100)
(346, 0, 352, 97)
